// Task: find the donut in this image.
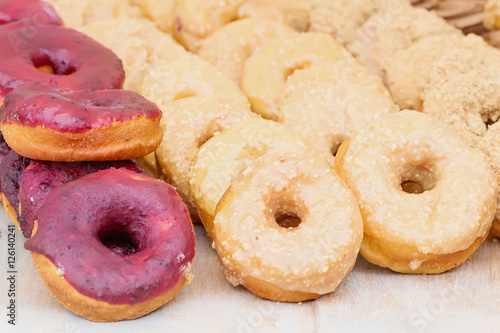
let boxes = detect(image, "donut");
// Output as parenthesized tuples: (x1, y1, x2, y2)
(198, 18, 296, 83)
(0, 0, 62, 26)
(80, 18, 188, 91)
(240, 32, 353, 120)
(189, 118, 316, 237)
(156, 96, 257, 221)
(0, 150, 30, 228)
(212, 153, 363, 302)
(351, 6, 460, 83)
(18, 160, 142, 238)
(1, 82, 162, 162)
(24, 169, 195, 322)
(45, 0, 141, 29)
(279, 62, 398, 158)
(334, 111, 497, 274)
(138, 57, 251, 112)
(0, 24, 125, 100)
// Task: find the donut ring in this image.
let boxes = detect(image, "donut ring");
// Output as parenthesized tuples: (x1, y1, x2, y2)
(213, 153, 363, 302)
(198, 18, 296, 83)
(1, 82, 162, 162)
(279, 62, 398, 158)
(0, 0, 62, 26)
(334, 111, 497, 274)
(138, 58, 250, 113)
(0, 25, 124, 99)
(240, 32, 353, 120)
(189, 118, 315, 237)
(24, 169, 195, 322)
(18, 160, 142, 238)
(156, 96, 257, 220)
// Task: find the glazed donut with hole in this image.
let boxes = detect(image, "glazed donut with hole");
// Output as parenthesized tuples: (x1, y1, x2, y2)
(156, 96, 258, 220)
(240, 32, 353, 120)
(1, 83, 162, 162)
(279, 62, 398, 159)
(213, 152, 363, 302)
(189, 118, 317, 237)
(198, 17, 296, 83)
(24, 169, 195, 322)
(0, 24, 124, 100)
(18, 160, 142, 238)
(334, 111, 497, 274)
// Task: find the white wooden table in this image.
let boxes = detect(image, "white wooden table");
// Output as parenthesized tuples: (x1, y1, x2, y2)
(1, 207, 498, 333)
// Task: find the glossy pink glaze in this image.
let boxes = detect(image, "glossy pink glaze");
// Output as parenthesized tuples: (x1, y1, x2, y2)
(0, 0, 62, 26)
(25, 169, 196, 305)
(18, 160, 142, 238)
(0, 82, 161, 132)
(0, 25, 124, 98)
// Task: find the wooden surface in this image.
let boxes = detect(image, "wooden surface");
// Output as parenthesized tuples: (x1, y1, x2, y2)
(0, 207, 498, 333)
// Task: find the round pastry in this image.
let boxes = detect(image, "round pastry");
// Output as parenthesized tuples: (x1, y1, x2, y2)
(18, 160, 141, 238)
(138, 57, 251, 113)
(156, 96, 257, 220)
(1, 82, 162, 162)
(198, 17, 296, 83)
(279, 62, 398, 158)
(189, 118, 315, 237)
(24, 169, 195, 322)
(213, 152, 363, 302)
(0, 24, 124, 100)
(240, 32, 353, 120)
(0, 150, 30, 228)
(0, 0, 62, 26)
(334, 111, 497, 274)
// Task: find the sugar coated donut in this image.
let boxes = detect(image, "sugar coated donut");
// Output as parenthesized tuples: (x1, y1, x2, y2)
(213, 153, 363, 302)
(240, 33, 353, 120)
(0, 150, 29, 228)
(0, 24, 124, 99)
(189, 118, 315, 237)
(18, 160, 142, 238)
(24, 169, 195, 322)
(1, 82, 162, 162)
(0, 0, 62, 26)
(156, 96, 257, 220)
(334, 111, 497, 274)
(198, 18, 296, 83)
(279, 62, 398, 158)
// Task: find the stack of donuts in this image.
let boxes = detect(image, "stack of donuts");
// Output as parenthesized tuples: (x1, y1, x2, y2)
(0, 0, 195, 322)
(0, 0, 498, 320)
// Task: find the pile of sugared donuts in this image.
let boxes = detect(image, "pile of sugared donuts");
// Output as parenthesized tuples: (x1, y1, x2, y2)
(0, 0, 498, 322)
(0, 0, 195, 322)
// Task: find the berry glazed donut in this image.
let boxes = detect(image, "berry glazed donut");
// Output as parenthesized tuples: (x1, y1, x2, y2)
(279, 62, 398, 158)
(198, 18, 296, 83)
(0, 82, 162, 162)
(189, 118, 316, 237)
(18, 160, 142, 238)
(0, 24, 124, 100)
(156, 96, 258, 220)
(0, 150, 29, 228)
(138, 57, 251, 112)
(334, 111, 497, 274)
(0, 0, 62, 26)
(212, 153, 363, 302)
(240, 32, 353, 120)
(24, 169, 196, 322)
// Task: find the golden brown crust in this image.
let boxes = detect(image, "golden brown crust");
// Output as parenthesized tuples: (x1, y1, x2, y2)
(31, 252, 190, 322)
(1, 117, 162, 162)
(491, 218, 500, 237)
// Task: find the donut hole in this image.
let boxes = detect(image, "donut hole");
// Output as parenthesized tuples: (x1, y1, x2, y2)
(275, 212, 302, 229)
(283, 61, 311, 82)
(98, 227, 138, 256)
(485, 116, 500, 129)
(32, 53, 76, 76)
(172, 90, 197, 101)
(400, 166, 436, 194)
